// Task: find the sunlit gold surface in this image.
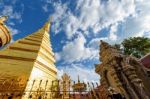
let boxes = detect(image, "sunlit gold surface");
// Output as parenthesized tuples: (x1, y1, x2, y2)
(0, 16, 11, 47)
(0, 20, 57, 99)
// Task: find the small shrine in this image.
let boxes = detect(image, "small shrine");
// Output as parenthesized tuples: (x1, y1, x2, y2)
(72, 76, 86, 92)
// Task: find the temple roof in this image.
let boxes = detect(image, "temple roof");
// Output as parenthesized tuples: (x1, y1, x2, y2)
(140, 53, 150, 69)
(42, 17, 52, 32)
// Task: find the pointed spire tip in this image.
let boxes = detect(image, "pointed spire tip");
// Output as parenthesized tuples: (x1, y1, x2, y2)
(42, 16, 53, 32)
(49, 16, 53, 23)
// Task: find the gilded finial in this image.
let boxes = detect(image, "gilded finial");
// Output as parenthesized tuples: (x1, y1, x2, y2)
(43, 16, 53, 32)
(78, 75, 80, 83)
(0, 16, 8, 24)
(0, 16, 11, 47)
(49, 16, 53, 23)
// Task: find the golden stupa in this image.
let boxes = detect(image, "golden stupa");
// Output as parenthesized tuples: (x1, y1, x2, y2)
(0, 18, 57, 99)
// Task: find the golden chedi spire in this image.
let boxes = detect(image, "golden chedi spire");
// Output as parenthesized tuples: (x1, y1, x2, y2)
(42, 16, 53, 32)
(0, 16, 11, 47)
(0, 17, 57, 98)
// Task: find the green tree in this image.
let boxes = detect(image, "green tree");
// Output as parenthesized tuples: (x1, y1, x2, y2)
(113, 37, 150, 58)
(113, 44, 121, 51)
(121, 37, 150, 58)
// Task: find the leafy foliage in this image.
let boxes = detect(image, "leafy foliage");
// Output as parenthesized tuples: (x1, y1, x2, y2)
(114, 37, 150, 58)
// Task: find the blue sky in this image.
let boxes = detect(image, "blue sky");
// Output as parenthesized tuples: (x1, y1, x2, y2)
(0, 0, 150, 82)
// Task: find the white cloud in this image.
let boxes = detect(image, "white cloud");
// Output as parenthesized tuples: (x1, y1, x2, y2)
(109, 23, 118, 41)
(8, 26, 19, 36)
(51, 0, 150, 65)
(121, 0, 150, 38)
(55, 52, 61, 62)
(51, 0, 137, 63)
(44, 0, 53, 4)
(88, 38, 101, 49)
(76, 0, 102, 33)
(51, 0, 150, 40)
(87, 36, 121, 50)
(51, 3, 68, 33)
(42, 4, 49, 12)
(87, 37, 112, 49)
(57, 63, 100, 83)
(2, 6, 22, 21)
(64, 13, 80, 39)
(52, 0, 136, 39)
(55, 34, 98, 63)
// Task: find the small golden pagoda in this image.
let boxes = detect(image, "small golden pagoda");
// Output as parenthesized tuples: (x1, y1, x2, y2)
(0, 16, 11, 47)
(61, 73, 71, 99)
(72, 76, 86, 92)
(0, 18, 57, 99)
